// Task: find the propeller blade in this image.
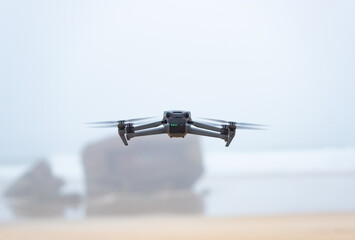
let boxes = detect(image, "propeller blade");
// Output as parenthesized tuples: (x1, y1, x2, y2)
(236, 122, 269, 127)
(86, 121, 119, 125)
(86, 117, 157, 125)
(87, 124, 118, 128)
(200, 117, 229, 124)
(237, 126, 266, 130)
(199, 117, 268, 127)
(126, 117, 158, 122)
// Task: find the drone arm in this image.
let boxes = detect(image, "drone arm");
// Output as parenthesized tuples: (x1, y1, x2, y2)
(126, 125, 166, 140)
(188, 125, 228, 141)
(190, 120, 221, 132)
(225, 131, 236, 147)
(118, 128, 128, 146)
(134, 120, 163, 131)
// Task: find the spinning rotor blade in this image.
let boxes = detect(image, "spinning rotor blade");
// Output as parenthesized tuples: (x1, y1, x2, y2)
(199, 117, 229, 124)
(86, 117, 157, 125)
(87, 124, 118, 128)
(126, 117, 157, 122)
(236, 122, 268, 127)
(193, 120, 267, 131)
(237, 126, 266, 130)
(86, 121, 119, 125)
(199, 117, 268, 127)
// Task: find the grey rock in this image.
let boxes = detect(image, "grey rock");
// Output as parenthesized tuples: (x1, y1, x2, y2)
(82, 135, 203, 197)
(5, 160, 63, 200)
(5, 160, 82, 218)
(86, 190, 203, 216)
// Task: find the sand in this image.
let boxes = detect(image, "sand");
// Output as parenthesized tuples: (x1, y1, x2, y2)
(1, 213, 355, 240)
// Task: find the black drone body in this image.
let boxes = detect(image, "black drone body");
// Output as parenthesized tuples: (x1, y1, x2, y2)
(88, 110, 266, 147)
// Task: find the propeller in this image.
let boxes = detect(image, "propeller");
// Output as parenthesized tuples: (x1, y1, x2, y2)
(86, 117, 158, 128)
(236, 126, 266, 130)
(87, 124, 119, 128)
(86, 117, 157, 125)
(199, 117, 269, 127)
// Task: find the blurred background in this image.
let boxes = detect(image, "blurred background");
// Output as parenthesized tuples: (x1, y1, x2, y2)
(1, 0, 355, 222)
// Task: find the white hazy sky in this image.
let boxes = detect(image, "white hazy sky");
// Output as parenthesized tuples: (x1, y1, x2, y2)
(0, 0, 354, 158)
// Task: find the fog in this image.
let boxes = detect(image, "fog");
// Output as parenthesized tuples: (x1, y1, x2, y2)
(1, 0, 354, 157)
(1, 2, 355, 238)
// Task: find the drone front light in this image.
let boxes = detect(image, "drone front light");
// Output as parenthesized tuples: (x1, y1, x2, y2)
(170, 124, 178, 127)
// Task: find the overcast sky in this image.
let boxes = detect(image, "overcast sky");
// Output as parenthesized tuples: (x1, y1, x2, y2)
(1, 0, 354, 158)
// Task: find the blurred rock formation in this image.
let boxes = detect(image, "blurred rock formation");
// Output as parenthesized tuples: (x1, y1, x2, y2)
(82, 135, 203, 195)
(5, 160, 63, 200)
(86, 190, 203, 216)
(5, 160, 80, 218)
(82, 135, 204, 215)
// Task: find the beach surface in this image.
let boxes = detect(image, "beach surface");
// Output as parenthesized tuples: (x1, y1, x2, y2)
(1, 213, 355, 240)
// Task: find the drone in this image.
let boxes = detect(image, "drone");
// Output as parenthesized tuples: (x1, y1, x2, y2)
(87, 110, 267, 147)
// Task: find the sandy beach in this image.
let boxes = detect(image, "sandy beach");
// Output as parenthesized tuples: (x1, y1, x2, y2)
(1, 213, 355, 240)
